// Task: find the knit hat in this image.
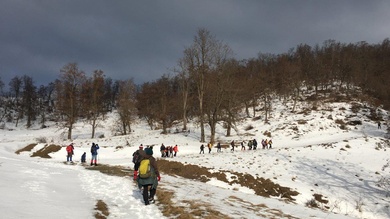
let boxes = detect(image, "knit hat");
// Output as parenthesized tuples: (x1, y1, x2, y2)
(145, 147, 153, 155)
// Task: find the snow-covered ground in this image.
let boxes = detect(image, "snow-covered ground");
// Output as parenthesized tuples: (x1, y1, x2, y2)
(1, 100, 389, 219)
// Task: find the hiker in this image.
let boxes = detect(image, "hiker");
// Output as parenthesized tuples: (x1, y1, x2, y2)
(230, 140, 235, 152)
(137, 147, 161, 205)
(90, 143, 99, 166)
(81, 152, 86, 163)
(66, 143, 74, 162)
(249, 140, 253, 150)
(160, 144, 165, 157)
(200, 144, 205, 154)
(169, 146, 174, 158)
(378, 121, 381, 129)
(208, 142, 212, 153)
(132, 145, 146, 180)
(268, 139, 273, 149)
(261, 139, 266, 149)
(253, 139, 258, 150)
(241, 141, 246, 150)
(217, 142, 222, 152)
(173, 145, 178, 157)
(165, 146, 170, 158)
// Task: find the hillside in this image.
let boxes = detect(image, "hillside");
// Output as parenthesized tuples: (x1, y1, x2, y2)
(0, 96, 389, 219)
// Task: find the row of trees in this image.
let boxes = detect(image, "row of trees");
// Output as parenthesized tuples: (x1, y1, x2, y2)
(1, 28, 390, 142)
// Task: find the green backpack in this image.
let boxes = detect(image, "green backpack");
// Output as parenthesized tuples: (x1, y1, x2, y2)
(139, 159, 152, 178)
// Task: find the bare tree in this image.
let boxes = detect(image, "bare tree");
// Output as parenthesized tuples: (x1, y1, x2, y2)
(55, 63, 86, 139)
(185, 28, 232, 142)
(116, 79, 137, 135)
(82, 70, 107, 138)
(9, 76, 23, 126)
(21, 75, 37, 128)
(176, 47, 196, 131)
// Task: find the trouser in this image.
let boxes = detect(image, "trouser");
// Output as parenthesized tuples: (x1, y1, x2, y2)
(67, 153, 73, 162)
(143, 185, 156, 205)
(91, 154, 97, 164)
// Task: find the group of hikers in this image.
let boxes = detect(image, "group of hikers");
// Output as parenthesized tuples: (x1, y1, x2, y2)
(159, 144, 179, 158)
(200, 138, 273, 153)
(65, 142, 100, 166)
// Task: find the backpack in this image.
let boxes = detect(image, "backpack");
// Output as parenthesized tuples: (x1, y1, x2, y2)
(139, 159, 151, 178)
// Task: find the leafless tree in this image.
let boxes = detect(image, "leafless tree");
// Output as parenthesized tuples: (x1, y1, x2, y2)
(184, 28, 232, 142)
(55, 63, 86, 139)
(116, 79, 137, 135)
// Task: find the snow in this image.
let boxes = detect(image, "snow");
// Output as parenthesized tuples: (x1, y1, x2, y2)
(1, 100, 389, 219)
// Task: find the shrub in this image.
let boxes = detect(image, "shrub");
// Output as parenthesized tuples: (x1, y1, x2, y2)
(35, 137, 47, 143)
(245, 125, 254, 131)
(297, 119, 307, 124)
(263, 131, 272, 138)
(305, 198, 319, 208)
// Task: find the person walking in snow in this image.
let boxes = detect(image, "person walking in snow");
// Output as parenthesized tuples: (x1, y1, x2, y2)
(253, 139, 258, 150)
(81, 152, 86, 163)
(268, 139, 273, 149)
(208, 142, 212, 153)
(66, 143, 74, 162)
(160, 144, 165, 157)
(169, 146, 174, 158)
(137, 147, 161, 205)
(90, 143, 99, 166)
(261, 139, 266, 149)
(248, 140, 253, 150)
(200, 144, 205, 154)
(230, 140, 235, 152)
(240, 141, 245, 150)
(132, 145, 146, 180)
(217, 142, 222, 152)
(378, 121, 381, 129)
(173, 145, 178, 157)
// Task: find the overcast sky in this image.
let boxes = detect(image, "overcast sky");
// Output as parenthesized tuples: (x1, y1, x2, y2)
(1, 1, 390, 87)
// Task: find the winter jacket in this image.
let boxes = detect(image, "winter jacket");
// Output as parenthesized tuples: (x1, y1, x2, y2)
(66, 145, 74, 154)
(137, 154, 160, 189)
(91, 144, 99, 155)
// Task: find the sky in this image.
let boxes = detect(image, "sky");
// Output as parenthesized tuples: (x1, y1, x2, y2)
(1, 1, 390, 87)
(1, 96, 389, 218)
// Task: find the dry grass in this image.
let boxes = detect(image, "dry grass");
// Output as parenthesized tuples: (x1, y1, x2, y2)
(15, 143, 37, 154)
(31, 144, 62, 158)
(15, 143, 62, 158)
(158, 159, 299, 201)
(94, 200, 110, 219)
(156, 188, 231, 219)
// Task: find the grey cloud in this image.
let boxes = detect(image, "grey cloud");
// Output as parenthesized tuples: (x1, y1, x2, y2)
(1, 0, 390, 86)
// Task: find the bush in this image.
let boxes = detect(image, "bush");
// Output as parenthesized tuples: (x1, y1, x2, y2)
(305, 198, 319, 208)
(245, 125, 254, 131)
(35, 137, 47, 143)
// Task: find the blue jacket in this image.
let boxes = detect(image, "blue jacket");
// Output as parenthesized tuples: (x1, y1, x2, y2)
(91, 144, 99, 155)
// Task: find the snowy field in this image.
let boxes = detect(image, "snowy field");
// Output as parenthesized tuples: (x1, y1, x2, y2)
(1, 100, 389, 219)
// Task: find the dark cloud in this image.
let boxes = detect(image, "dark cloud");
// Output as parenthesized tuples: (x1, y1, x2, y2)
(1, 0, 390, 86)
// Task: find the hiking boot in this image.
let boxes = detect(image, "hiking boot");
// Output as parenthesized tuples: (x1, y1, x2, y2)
(148, 198, 155, 204)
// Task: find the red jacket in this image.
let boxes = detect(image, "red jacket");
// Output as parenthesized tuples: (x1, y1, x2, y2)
(66, 145, 74, 153)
